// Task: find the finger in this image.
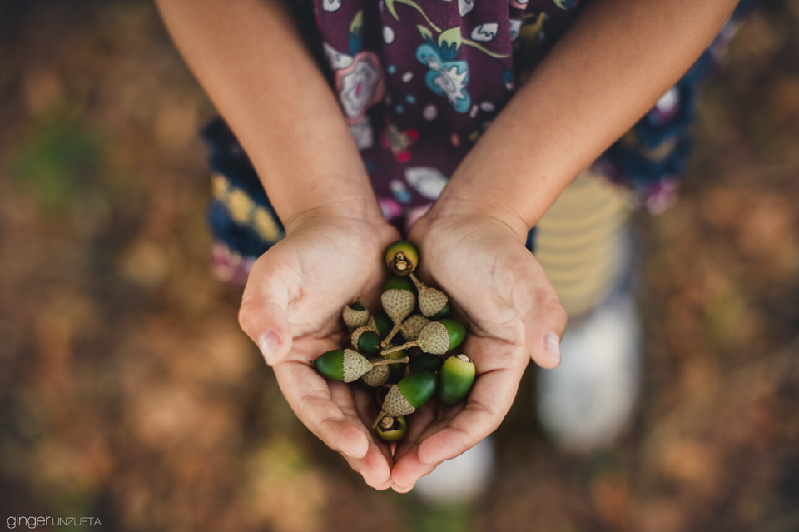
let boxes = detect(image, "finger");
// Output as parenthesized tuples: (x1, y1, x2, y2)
(341, 445, 393, 489)
(239, 250, 299, 366)
(274, 362, 369, 458)
(415, 364, 519, 466)
(508, 253, 568, 369)
(275, 362, 394, 488)
(390, 402, 458, 491)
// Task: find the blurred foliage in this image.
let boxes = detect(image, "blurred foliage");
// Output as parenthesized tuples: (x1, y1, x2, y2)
(12, 108, 101, 213)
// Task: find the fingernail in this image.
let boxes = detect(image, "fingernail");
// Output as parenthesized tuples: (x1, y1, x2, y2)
(393, 484, 414, 493)
(258, 331, 280, 364)
(544, 331, 561, 366)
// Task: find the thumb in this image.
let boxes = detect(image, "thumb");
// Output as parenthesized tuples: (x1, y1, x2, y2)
(238, 251, 295, 366)
(239, 298, 292, 366)
(511, 253, 568, 369)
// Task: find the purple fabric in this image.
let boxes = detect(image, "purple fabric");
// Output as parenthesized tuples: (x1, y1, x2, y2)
(313, 0, 580, 227)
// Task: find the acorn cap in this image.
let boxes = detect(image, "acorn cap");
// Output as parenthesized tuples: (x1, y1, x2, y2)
(438, 354, 476, 407)
(343, 301, 370, 329)
(342, 349, 373, 383)
(361, 360, 391, 387)
(397, 370, 437, 409)
(400, 315, 430, 342)
(381, 289, 416, 324)
(415, 321, 451, 355)
(385, 241, 419, 276)
(351, 325, 380, 353)
(382, 384, 415, 417)
(418, 286, 449, 317)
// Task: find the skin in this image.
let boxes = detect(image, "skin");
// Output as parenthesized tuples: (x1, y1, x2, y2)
(157, 0, 739, 491)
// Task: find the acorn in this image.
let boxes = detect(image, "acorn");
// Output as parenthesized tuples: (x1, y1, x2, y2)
(408, 352, 444, 375)
(399, 315, 430, 342)
(381, 319, 466, 356)
(313, 349, 372, 383)
(408, 274, 449, 318)
(380, 276, 416, 347)
(375, 415, 408, 442)
(373, 370, 437, 428)
(385, 240, 419, 276)
(431, 301, 450, 319)
(383, 347, 408, 382)
(361, 358, 391, 387)
(350, 325, 381, 354)
(368, 313, 394, 340)
(314, 349, 407, 383)
(342, 299, 370, 329)
(438, 354, 476, 407)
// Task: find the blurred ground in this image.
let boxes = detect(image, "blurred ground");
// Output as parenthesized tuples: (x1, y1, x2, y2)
(1, 1, 798, 531)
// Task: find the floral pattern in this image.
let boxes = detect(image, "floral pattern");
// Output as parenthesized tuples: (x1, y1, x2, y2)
(382, 122, 419, 162)
(335, 52, 385, 123)
(416, 40, 470, 113)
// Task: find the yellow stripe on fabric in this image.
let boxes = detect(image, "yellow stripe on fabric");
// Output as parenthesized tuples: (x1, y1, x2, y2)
(535, 214, 625, 250)
(212, 173, 285, 243)
(535, 171, 630, 317)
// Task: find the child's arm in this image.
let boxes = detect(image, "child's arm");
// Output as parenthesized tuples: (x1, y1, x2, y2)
(391, 0, 740, 490)
(433, 0, 740, 240)
(157, 0, 397, 489)
(156, 0, 381, 227)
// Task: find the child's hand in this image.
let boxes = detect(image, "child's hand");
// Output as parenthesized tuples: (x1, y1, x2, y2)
(238, 210, 400, 489)
(389, 212, 567, 491)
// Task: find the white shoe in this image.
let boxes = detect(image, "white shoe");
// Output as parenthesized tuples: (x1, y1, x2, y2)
(413, 436, 494, 502)
(537, 294, 640, 453)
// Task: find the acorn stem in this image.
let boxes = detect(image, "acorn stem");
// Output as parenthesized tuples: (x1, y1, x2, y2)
(409, 272, 424, 290)
(381, 341, 418, 356)
(379, 323, 402, 348)
(372, 409, 388, 430)
(371, 356, 408, 367)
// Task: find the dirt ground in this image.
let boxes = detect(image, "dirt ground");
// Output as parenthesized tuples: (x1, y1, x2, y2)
(1, 1, 798, 531)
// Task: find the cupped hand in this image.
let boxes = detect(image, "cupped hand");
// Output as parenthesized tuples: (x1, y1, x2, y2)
(389, 211, 568, 491)
(238, 209, 400, 489)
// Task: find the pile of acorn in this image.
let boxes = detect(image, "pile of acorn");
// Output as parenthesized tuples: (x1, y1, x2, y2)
(312, 241, 476, 442)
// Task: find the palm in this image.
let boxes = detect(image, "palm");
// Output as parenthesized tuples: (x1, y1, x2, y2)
(239, 215, 400, 488)
(390, 214, 565, 489)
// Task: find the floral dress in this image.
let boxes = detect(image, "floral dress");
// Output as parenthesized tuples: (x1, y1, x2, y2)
(203, 0, 753, 284)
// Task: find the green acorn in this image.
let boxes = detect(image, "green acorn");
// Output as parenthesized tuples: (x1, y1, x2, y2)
(373, 370, 437, 428)
(408, 352, 444, 375)
(383, 347, 408, 382)
(385, 240, 419, 276)
(431, 301, 450, 319)
(361, 358, 391, 387)
(313, 349, 407, 383)
(313, 349, 371, 383)
(350, 325, 381, 354)
(380, 276, 416, 347)
(376, 415, 408, 442)
(342, 299, 370, 330)
(399, 315, 430, 342)
(367, 313, 394, 340)
(408, 274, 449, 318)
(438, 354, 475, 407)
(381, 319, 466, 356)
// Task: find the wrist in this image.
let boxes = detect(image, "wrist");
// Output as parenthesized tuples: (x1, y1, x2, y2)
(424, 189, 533, 244)
(283, 193, 388, 236)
